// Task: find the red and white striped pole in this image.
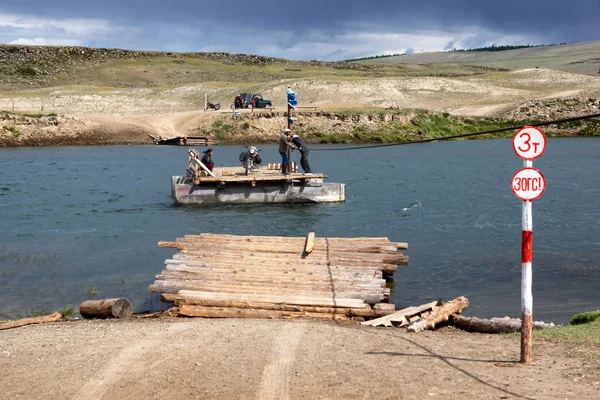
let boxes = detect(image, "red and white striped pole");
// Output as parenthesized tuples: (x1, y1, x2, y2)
(521, 158, 533, 364)
(512, 126, 546, 365)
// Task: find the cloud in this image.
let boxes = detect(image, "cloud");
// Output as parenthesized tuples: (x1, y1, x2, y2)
(9, 37, 83, 46)
(0, 1, 598, 59)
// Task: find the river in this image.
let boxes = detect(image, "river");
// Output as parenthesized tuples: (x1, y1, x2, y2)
(1, 139, 599, 323)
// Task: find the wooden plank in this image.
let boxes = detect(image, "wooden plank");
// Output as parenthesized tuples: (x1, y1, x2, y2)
(155, 271, 385, 291)
(174, 238, 401, 253)
(148, 282, 386, 303)
(160, 268, 384, 285)
(304, 232, 315, 254)
(174, 297, 396, 318)
(165, 258, 383, 274)
(360, 301, 438, 327)
(171, 252, 400, 267)
(164, 263, 383, 279)
(174, 290, 367, 308)
(152, 277, 386, 294)
(177, 305, 348, 320)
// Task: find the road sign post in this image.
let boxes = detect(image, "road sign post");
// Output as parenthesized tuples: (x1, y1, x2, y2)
(511, 126, 546, 364)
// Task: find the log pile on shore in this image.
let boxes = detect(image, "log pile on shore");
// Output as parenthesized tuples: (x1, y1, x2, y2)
(149, 233, 409, 319)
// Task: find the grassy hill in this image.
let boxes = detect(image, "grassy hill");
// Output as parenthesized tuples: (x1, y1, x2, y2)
(356, 41, 600, 75)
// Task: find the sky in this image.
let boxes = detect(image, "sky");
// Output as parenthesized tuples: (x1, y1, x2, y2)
(1, 1, 599, 60)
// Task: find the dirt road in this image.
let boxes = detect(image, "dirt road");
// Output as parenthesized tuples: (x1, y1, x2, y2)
(1, 318, 598, 400)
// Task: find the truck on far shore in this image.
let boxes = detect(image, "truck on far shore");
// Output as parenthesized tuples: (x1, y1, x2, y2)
(233, 93, 272, 109)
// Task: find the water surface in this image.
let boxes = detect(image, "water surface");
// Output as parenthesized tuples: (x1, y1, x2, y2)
(1, 139, 598, 323)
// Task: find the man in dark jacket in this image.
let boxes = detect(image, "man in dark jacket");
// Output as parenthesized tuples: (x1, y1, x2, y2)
(201, 148, 214, 172)
(290, 134, 312, 173)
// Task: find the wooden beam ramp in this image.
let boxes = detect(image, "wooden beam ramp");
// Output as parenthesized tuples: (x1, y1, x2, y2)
(149, 233, 409, 320)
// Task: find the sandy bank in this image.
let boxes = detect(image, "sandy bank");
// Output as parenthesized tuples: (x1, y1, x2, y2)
(0, 318, 598, 399)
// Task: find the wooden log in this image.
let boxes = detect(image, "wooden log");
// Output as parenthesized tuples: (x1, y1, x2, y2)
(361, 301, 438, 327)
(177, 304, 349, 320)
(407, 297, 469, 332)
(148, 282, 386, 303)
(164, 263, 383, 279)
(171, 290, 367, 308)
(157, 270, 385, 287)
(167, 256, 386, 271)
(156, 271, 385, 287)
(171, 251, 409, 267)
(175, 242, 400, 255)
(168, 241, 402, 255)
(451, 315, 556, 334)
(0, 312, 63, 331)
(174, 297, 397, 318)
(304, 232, 316, 255)
(79, 298, 133, 319)
(155, 280, 385, 297)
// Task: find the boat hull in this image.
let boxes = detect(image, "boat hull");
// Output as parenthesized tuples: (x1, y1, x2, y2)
(172, 176, 345, 206)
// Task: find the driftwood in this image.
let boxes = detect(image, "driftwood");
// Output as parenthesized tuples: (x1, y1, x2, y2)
(80, 298, 133, 319)
(361, 301, 438, 327)
(0, 312, 63, 331)
(452, 315, 556, 333)
(407, 296, 469, 332)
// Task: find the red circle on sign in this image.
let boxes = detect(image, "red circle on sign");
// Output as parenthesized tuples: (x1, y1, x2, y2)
(512, 126, 546, 160)
(511, 167, 546, 201)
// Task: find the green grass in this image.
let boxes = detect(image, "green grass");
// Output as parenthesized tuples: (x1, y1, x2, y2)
(297, 111, 519, 144)
(31, 308, 50, 317)
(502, 312, 600, 370)
(84, 286, 99, 296)
(60, 305, 76, 317)
(211, 119, 235, 141)
(1, 126, 21, 137)
(1, 110, 57, 118)
(571, 310, 600, 325)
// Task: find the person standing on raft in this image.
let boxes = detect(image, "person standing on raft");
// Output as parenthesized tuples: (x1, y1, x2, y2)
(290, 134, 312, 174)
(278, 129, 294, 175)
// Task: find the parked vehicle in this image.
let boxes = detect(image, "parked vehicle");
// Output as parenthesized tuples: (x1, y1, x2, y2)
(233, 93, 272, 109)
(239, 146, 262, 175)
(205, 101, 221, 111)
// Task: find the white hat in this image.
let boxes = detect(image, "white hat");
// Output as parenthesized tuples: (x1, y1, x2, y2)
(284, 128, 292, 132)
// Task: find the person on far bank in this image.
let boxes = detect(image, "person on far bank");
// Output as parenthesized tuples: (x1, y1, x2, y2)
(290, 134, 312, 174)
(279, 129, 294, 175)
(201, 148, 214, 172)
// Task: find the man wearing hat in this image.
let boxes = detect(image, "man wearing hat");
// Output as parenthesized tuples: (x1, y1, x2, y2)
(201, 148, 215, 172)
(278, 129, 293, 175)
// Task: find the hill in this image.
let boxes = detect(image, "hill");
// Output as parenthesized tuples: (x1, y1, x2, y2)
(1, 43, 600, 147)
(356, 41, 600, 75)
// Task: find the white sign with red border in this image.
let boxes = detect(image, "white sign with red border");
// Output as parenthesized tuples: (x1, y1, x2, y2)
(511, 167, 546, 201)
(513, 127, 546, 160)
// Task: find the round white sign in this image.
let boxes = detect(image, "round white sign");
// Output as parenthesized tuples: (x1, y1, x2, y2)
(511, 168, 546, 201)
(512, 127, 546, 160)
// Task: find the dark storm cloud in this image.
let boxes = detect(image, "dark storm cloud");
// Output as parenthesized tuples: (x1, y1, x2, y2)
(2, 0, 599, 58)
(5, 0, 600, 41)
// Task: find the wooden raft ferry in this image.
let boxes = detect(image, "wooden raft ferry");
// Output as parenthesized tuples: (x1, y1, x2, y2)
(172, 149, 345, 206)
(150, 233, 408, 320)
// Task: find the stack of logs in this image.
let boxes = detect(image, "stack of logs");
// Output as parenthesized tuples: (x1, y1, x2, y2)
(149, 233, 409, 320)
